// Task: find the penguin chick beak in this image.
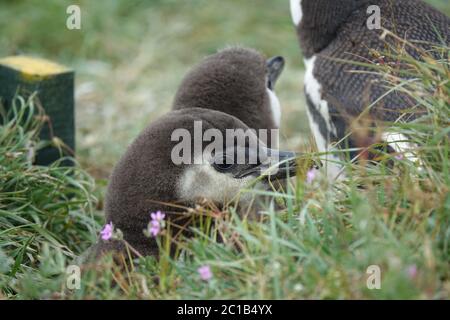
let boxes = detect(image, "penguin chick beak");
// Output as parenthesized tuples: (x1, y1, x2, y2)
(234, 148, 298, 181)
(259, 149, 298, 180)
(266, 56, 285, 90)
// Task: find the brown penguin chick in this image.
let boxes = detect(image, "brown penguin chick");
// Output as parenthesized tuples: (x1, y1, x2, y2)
(91, 108, 298, 259)
(290, 0, 449, 179)
(172, 47, 285, 147)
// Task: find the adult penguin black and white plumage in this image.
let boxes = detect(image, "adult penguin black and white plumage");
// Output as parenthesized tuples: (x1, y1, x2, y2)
(90, 108, 298, 258)
(289, 0, 450, 179)
(172, 47, 285, 148)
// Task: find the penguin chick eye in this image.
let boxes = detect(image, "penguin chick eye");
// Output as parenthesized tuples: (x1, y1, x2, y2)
(212, 155, 236, 173)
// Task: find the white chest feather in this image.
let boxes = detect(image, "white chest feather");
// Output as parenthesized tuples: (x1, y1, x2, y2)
(304, 56, 337, 147)
(382, 132, 420, 164)
(304, 56, 343, 181)
(290, 0, 303, 26)
(267, 88, 281, 128)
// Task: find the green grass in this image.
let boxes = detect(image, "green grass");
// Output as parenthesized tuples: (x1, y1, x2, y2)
(0, 95, 101, 297)
(0, 0, 449, 299)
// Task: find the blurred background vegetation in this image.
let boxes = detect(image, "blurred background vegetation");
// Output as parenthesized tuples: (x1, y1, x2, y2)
(0, 0, 448, 177)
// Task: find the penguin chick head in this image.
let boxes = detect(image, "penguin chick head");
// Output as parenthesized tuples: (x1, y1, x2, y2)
(104, 108, 297, 256)
(172, 47, 285, 138)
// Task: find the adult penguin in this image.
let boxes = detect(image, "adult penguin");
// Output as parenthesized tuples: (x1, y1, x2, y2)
(290, 0, 449, 179)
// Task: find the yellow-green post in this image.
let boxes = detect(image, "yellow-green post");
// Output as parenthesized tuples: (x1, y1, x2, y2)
(0, 56, 75, 166)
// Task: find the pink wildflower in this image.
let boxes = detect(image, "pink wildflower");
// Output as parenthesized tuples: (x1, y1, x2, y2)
(306, 169, 316, 184)
(406, 265, 418, 280)
(100, 222, 113, 241)
(151, 211, 165, 222)
(198, 265, 213, 281)
(149, 220, 161, 237)
(147, 211, 166, 237)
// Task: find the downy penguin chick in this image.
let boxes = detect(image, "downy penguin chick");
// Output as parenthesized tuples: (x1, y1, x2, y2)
(172, 47, 285, 148)
(95, 108, 298, 258)
(290, 0, 449, 179)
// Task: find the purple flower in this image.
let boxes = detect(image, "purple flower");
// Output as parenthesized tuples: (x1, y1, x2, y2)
(100, 222, 113, 241)
(147, 211, 166, 237)
(151, 211, 165, 222)
(149, 220, 161, 237)
(406, 265, 418, 280)
(306, 169, 316, 184)
(395, 154, 404, 160)
(198, 265, 213, 281)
